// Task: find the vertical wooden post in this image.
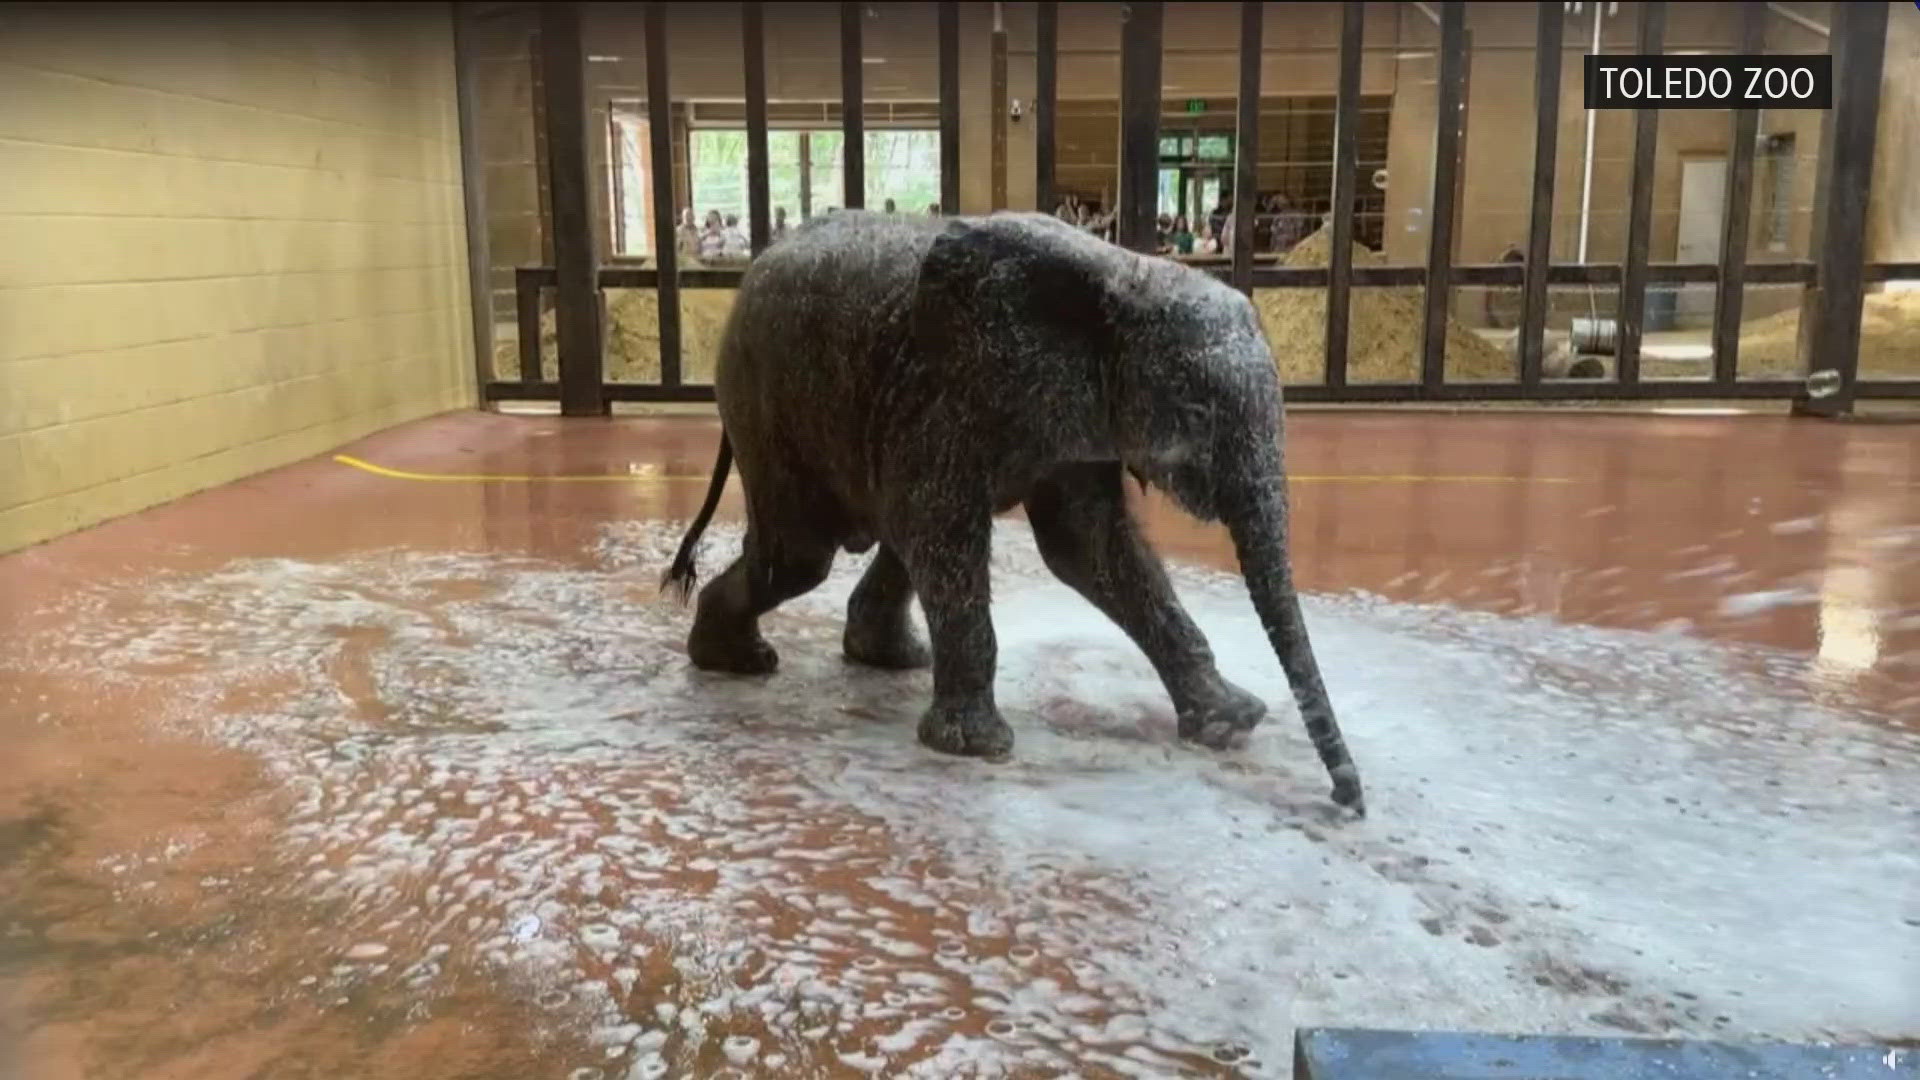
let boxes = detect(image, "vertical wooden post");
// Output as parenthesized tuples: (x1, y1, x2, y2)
(1793, 0, 1887, 417)
(1517, 0, 1564, 386)
(1710, 0, 1766, 385)
(840, 1, 865, 209)
(1616, 1, 1665, 385)
(1419, 2, 1466, 391)
(539, 1, 605, 414)
(1230, 1, 1263, 296)
(453, 2, 495, 399)
(1034, 1, 1057, 213)
(744, 1, 771, 254)
(1117, 1, 1163, 252)
(644, 2, 681, 387)
(1323, 0, 1363, 384)
(939, 0, 962, 213)
(989, 2, 1007, 211)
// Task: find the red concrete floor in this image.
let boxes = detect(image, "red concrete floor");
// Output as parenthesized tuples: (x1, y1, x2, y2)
(0, 409, 1915, 1079)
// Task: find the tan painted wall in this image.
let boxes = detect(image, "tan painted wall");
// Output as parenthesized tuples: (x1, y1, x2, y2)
(0, 3, 476, 554)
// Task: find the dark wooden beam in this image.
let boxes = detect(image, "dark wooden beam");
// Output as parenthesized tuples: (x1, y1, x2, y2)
(1117, 1, 1163, 252)
(452, 2, 495, 402)
(643, 1, 681, 387)
(840, 1, 864, 209)
(1793, 0, 1888, 417)
(1230, 1, 1264, 296)
(1034, 1, 1057, 213)
(989, 2, 1007, 211)
(1616, 1, 1665, 386)
(939, 0, 961, 213)
(743, 1, 770, 254)
(1516, 0, 1564, 387)
(1710, 0, 1766, 384)
(1322, 0, 1363, 384)
(1419, 2, 1466, 390)
(538, 1, 605, 415)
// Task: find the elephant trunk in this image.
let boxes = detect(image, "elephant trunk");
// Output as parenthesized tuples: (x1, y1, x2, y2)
(1222, 465, 1365, 814)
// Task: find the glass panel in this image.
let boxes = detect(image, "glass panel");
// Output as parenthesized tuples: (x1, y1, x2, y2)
(688, 129, 749, 224)
(611, 111, 651, 258)
(807, 130, 844, 218)
(1197, 134, 1233, 162)
(768, 131, 804, 234)
(1157, 168, 1180, 218)
(1199, 175, 1223, 225)
(865, 130, 941, 214)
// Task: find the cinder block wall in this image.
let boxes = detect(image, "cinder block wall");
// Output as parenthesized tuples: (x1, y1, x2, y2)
(0, 2, 476, 554)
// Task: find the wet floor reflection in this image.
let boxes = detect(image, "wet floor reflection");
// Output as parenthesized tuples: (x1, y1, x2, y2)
(2, 410, 1916, 1077)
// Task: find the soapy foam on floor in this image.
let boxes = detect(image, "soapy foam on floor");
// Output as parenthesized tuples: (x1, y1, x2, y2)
(10, 519, 1918, 1076)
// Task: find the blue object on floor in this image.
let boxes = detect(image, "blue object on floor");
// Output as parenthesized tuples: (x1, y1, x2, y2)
(1293, 1027, 1917, 1080)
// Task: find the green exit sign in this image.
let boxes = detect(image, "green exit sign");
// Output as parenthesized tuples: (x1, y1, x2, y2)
(1185, 98, 1207, 114)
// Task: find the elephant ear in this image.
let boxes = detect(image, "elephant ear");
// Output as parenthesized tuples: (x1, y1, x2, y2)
(912, 216, 1118, 356)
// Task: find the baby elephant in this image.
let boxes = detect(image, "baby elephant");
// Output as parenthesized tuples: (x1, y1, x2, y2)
(664, 210, 1363, 814)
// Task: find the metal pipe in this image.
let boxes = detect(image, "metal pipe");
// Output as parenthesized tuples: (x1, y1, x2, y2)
(1576, 0, 1602, 263)
(1766, 2, 1828, 39)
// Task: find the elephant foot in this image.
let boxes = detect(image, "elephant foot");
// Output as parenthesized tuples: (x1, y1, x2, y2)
(1329, 764, 1366, 817)
(1176, 681, 1268, 750)
(687, 623, 779, 675)
(843, 622, 932, 670)
(917, 700, 1014, 759)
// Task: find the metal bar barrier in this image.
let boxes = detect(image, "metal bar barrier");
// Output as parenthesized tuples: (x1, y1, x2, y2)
(1710, 0, 1766, 384)
(1794, 0, 1888, 417)
(1034, 1, 1057, 215)
(514, 260, 1845, 294)
(453, 4, 495, 400)
(1517, 0, 1563, 387)
(643, 1, 680, 388)
(540, 0, 604, 415)
(515, 268, 542, 382)
(1230, 0, 1264, 296)
(1418, 1, 1466, 391)
(1322, 0, 1363, 385)
(483, 379, 1920, 406)
(743, 1, 770, 255)
(839, 1, 864, 210)
(1616, 0, 1665, 385)
(939, 0, 960, 214)
(1117, 1, 1163, 253)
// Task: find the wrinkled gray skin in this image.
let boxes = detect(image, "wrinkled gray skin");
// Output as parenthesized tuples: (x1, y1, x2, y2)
(664, 210, 1363, 814)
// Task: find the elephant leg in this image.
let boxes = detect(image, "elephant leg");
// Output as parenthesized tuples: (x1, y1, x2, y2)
(844, 545, 931, 670)
(1025, 462, 1267, 747)
(687, 528, 835, 675)
(893, 505, 1011, 758)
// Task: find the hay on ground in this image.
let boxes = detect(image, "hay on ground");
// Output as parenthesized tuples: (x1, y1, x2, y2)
(492, 248, 1919, 389)
(492, 288, 738, 384)
(1731, 290, 1920, 378)
(1252, 224, 1513, 384)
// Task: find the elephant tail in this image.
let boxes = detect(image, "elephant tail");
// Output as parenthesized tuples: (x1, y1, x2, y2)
(661, 431, 733, 604)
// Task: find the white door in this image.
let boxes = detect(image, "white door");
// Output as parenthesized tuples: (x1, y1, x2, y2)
(1676, 158, 1727, 320)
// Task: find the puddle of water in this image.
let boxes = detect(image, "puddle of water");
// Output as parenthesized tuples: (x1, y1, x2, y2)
(2, 520, 1915, 1077)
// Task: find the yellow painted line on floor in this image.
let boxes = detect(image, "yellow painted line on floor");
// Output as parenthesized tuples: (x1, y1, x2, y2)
(332, 455, 708, 484)
(335, 454, 1576, 486)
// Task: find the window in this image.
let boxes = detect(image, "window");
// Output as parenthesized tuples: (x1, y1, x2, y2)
(789, 128, 941, 215)
(610, 111, 651, 257)
(1195, 134, 1232, 162)
(608, 107, 942, 261)
(686, 129, 807, 226)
